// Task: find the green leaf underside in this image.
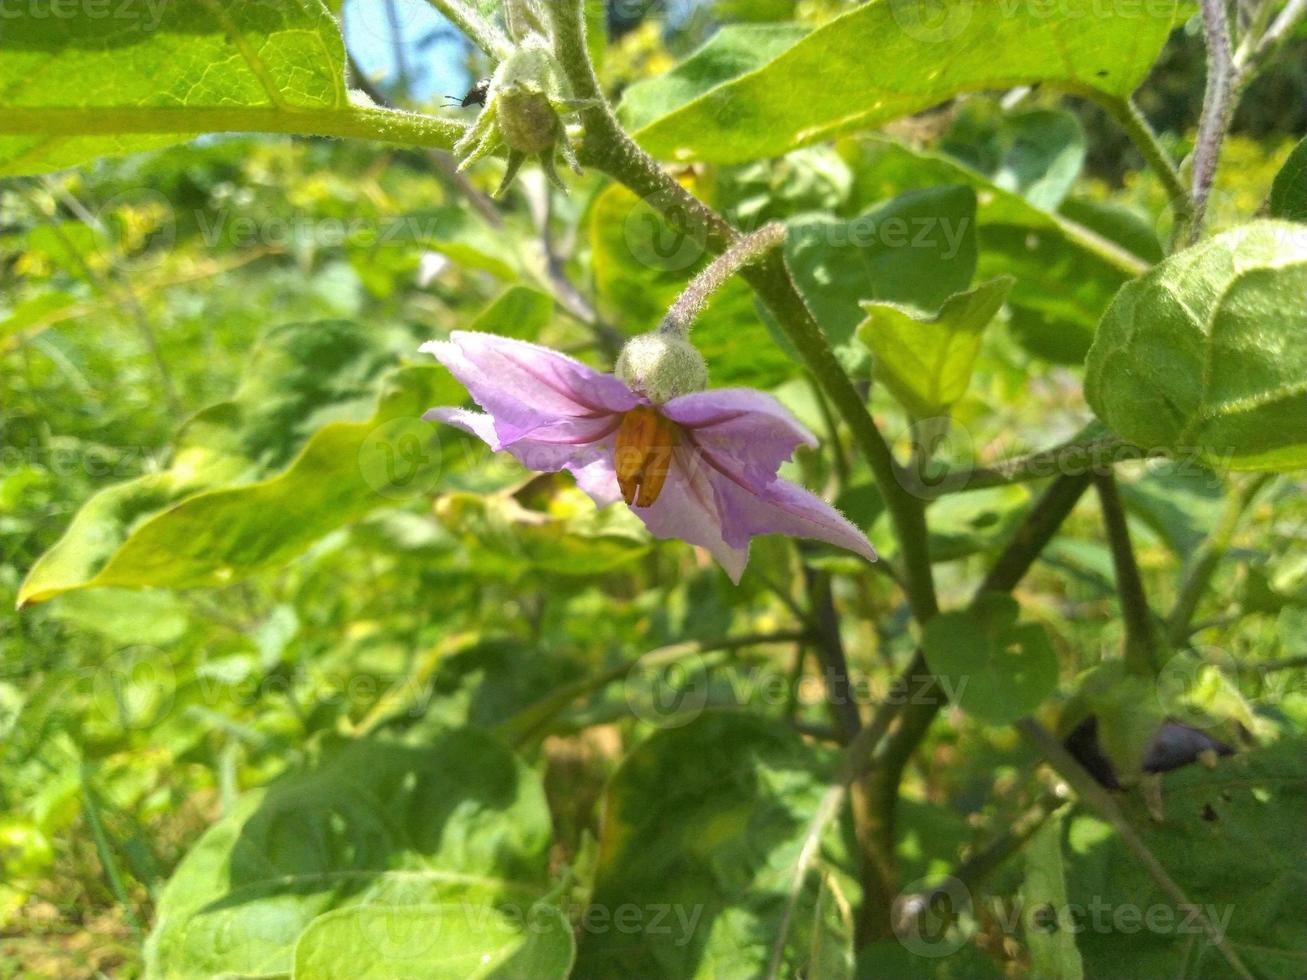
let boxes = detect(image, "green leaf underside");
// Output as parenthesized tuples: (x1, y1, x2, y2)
(145, 731, 556, 979)
(785, 186, 978, 347)
(922, 593, 1058, 725)
(1085, 221, 1307, 471)
(18, 321, 462, 604)
(986, 110, 1087, 212)
(0, 0, 459, 176)
(572, 712, 855, 979)
(632, 0, 1181, 163)
(857, 276, 1013, 417)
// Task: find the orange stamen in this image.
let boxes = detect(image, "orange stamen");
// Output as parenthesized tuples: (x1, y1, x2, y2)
(613, 406, 680, 507)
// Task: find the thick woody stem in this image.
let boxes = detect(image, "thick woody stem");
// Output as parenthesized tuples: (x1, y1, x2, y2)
(1190, 0, 1238, 244)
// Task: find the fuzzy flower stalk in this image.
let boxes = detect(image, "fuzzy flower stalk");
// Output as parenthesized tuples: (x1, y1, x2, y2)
(421, 225, 875, 582)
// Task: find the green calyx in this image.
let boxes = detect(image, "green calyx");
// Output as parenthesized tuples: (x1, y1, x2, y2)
(452, 38, 588, 197)
(615, 331, 709, 404)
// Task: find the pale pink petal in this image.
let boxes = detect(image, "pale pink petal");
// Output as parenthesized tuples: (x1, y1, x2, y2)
(569, 449, 624, 508)
(425, 407, 621, 507)
(420, 332, 638, 443)
(662, 388, 818, 489)
(710, 470, 876, 562)
(630, 448, 749, 583)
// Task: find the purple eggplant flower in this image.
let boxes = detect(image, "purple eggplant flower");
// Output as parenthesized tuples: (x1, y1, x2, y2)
(421, 331, 875, 582)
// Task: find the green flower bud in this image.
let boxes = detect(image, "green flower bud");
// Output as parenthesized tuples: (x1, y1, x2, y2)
(498, 88, 559, 154)
(451, 36, 587, 197)
(615, 332, 709, 404)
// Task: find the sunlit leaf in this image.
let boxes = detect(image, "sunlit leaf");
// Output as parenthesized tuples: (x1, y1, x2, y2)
(292, 903, 574, 980)
(0, 0, 458, 176)
(1063, 738, 1307, 979)
(632, 0, 1180, 163)
(786, 186, 978, 346)
(1022, 813, 1084, 980)
(856, 276, 1013, 417)
(617, 23, 810, 133)
(1269, 137, 1307, 222)
(1085, 221, 1307, 471)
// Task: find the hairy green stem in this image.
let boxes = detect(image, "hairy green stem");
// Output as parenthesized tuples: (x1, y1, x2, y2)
(1166, 473, 1273, 645)
(424, 0, 513, 58)
(0, 106, 465, 153)
(1095, 473, 1158, 675)
(661, 223, 786, 338)
(1190, 0, 1239, 245)
(1099, 97, 1191, 243)
(927, 433, 1136, 496)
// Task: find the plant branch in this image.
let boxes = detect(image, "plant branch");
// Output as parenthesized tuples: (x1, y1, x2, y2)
(0, 106, 466, 152)
(425, 0, 513, 59)
(980, 473, 1096, 593)
(894, 788, 1069, 941)
(802, 565, 863, 741)
(953, 790, 1068, 890)
(1095, 472, 1159, 675)
(927, 432, 1137, 496)
(1190, 0, 1240, 245)
(1100, 97, 1191, 238)
(1166, 472, 1273, 645)
(1237, 0, 1307, 71)
(1016, 718, 1255, 980)
(855, 472, 1094, 938)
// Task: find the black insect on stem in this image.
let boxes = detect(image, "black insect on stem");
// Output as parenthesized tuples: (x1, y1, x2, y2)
(444, 77, 490, 108)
